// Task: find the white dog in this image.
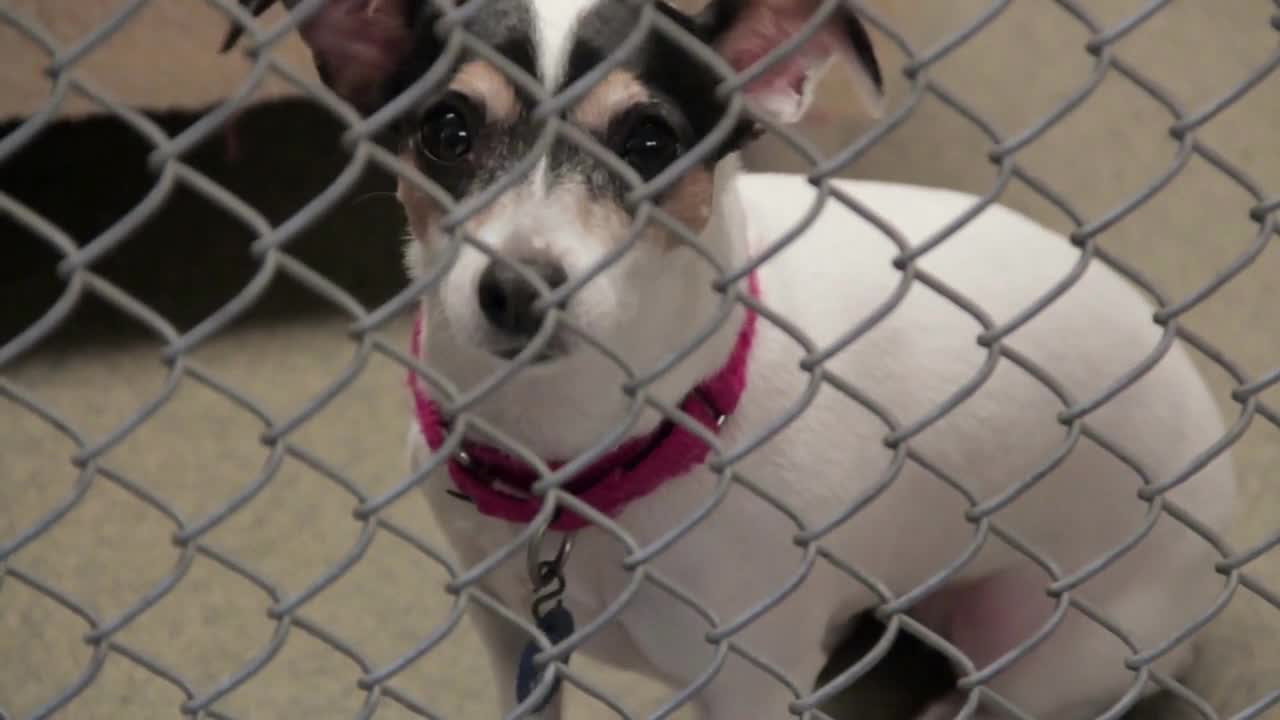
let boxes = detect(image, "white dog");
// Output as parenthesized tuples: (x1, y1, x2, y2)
(228, 1, 1237, 717)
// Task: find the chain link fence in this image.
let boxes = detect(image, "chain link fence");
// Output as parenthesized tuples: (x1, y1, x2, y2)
(2, 0, 1279, 719)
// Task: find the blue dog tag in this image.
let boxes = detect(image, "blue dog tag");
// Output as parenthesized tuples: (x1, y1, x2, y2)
(514, 604, 575, 713)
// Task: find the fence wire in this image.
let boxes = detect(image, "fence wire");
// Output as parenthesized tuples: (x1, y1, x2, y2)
(1, 0, 1279, 719)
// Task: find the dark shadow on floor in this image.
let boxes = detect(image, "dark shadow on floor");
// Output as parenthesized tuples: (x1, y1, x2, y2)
(818, 614, 955, 719)
(816, 613, 1181, 719)
(1, 100, 407, 352)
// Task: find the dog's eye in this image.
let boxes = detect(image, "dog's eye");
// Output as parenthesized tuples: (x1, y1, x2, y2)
(418, 94, 476, 164)
(620, 115, 681, 180)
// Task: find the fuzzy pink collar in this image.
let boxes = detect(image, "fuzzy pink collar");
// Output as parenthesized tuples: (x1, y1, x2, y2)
(408, 274, 760, 532)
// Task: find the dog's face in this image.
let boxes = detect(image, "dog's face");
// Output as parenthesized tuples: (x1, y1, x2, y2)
(395, 1, 767, 373)
(243, 0, 880, 381)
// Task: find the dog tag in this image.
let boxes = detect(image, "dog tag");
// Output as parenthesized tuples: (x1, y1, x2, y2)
(514, 603, 576, 713)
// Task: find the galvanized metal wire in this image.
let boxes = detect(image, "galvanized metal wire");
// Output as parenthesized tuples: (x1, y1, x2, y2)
(2, 1, 1279, 719)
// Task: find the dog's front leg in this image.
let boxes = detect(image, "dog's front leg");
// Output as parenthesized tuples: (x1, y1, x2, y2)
(468, 597, 566, 720)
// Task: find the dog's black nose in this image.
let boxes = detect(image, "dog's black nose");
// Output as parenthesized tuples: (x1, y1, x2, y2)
(477, 258, 567, 337)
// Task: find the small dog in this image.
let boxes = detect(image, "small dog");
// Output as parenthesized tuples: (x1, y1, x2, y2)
(228, 1, 1238, 717)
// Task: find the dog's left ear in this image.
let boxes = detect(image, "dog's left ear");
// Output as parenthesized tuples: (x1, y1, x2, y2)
(699, 0, 884, 125)
(221, 0, 414, 114)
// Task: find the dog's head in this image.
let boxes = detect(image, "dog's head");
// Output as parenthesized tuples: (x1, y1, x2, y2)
(231, 0, 880, 440)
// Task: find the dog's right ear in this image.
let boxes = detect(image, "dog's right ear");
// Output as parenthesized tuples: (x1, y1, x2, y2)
(696, 0, 884, 125)
(221, 0, 415, 114)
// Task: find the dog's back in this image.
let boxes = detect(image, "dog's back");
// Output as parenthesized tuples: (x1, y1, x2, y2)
(736, 172, 1236, 549)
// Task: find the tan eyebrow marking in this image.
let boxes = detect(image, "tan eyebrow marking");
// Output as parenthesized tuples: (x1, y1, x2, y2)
(572, 69, 651, 131)
(449, 60, 520, 124)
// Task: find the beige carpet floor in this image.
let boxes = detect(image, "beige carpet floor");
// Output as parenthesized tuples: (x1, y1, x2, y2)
(3, 1, 1278, 719)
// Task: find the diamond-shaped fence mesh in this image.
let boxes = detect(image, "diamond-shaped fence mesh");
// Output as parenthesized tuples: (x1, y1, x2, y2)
(2, 0, 1278, 719)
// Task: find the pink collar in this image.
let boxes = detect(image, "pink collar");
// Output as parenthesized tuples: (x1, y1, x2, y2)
(408, 274, 760, 532)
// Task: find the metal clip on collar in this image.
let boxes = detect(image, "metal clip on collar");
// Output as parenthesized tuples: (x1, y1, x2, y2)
(528, 522, 574, 595)
(514, 521, 578, 713)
